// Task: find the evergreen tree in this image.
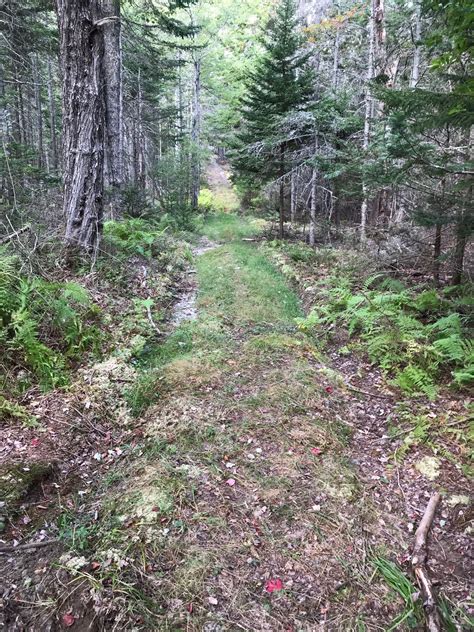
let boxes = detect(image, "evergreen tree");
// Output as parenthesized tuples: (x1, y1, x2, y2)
(235, 0, 313, 237)
(373, 0, 473, 284)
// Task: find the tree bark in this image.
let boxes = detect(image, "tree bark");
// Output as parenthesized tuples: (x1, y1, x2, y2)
(309, 166, 317, 247)
(360, 0, 376, 242)
(56, 0, 106, 254)
(452, 214, 468, 286)
(290, 170, 296, 225)
(101, 0, 123, 194)
(279, 144, 285, 239)
(191, 57, 201, 210)
(451, 130, 471, 285)
(136, 68, 146, 189)
(433, 223, 442, 287)
(410, 2, 422, 88)
(332, 27, 340, 90)
(32, 53, 44, 170)
(47, 58, 59, 171)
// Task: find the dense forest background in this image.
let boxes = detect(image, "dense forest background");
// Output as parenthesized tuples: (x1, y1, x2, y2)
(0, 1, 473, 631)
(1, 0, 472, 283)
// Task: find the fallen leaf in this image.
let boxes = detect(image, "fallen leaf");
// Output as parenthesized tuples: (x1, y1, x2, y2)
(265, 578, 283, 593)
(31, 438, 40, 447)
(187, 603, 193, 613)
(325, 386, 334, 394)
(62, 612, 75, 627)
(310, 447, 323, 456)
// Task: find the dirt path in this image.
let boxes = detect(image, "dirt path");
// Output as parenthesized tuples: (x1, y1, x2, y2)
(1, 164, 471, 631)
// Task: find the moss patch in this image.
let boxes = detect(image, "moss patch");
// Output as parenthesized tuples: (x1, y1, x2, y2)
(0, 461, 55, 508)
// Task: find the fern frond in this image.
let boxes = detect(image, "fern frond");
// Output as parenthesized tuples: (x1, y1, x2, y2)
(429, 313, 462, 336)
(394, 365, 437, 399)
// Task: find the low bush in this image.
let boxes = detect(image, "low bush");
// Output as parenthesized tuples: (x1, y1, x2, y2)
(0, 251, 102, 393)
(297, 271, 473, 398)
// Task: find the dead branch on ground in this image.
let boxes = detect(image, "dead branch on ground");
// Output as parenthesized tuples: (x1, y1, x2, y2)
(412, 492, 442, 632)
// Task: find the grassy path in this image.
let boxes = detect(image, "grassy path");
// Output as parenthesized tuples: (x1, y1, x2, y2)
(90, 214, 422, 631)
(1, 173, 470, 630)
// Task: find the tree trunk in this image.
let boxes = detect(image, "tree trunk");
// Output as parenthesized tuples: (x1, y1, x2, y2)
(309, 131, 319, 246)
(32, 53, 44, 170)
(360, 0, 376, 242)
(136, 69, 146, 189)
(47, 58, 59, 171)
(15, 68, 26, 146)
(309, 167, 317, 247)
(451, 131, 471, 285)
(290, 171, 296, 225)
(191, 57, 201, 210)
(410, 2, 422, 88)
(279, 145, 285, 239)
(102, 0, 123, 194)
(433, 223, 442, 287)
(332, 27, 340, 90)
(56, 0, 106, 254)
(452, 224, 467, 286)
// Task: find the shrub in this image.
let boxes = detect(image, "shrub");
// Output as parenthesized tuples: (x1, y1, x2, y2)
(297, 274, 473, 398)
(104, 218, 168, 258)
(0, 251, 102, 392)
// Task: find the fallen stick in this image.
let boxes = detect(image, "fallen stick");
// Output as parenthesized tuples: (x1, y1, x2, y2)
(0, 538, 59, 554)
(0, 224, 30, 245)
(146, 297, 162, 335)
(345, 382, 391, 400)
(412, 492, 442, 632)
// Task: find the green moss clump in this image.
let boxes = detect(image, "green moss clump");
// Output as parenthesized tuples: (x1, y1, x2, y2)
(0, 461, 55, 507)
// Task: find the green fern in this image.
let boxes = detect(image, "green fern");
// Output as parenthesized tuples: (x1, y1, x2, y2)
(0, 395, 37, 426)
(414, 289, 443, 313)
(433, 334, 466, 362)
(0, 252, 20, 325)
(453, 365, 474, 387)
(299, 268, 472, 397)
(393, 365, 437, 399)
(1, 258, 101, 391)
(429, 313, 462, 336)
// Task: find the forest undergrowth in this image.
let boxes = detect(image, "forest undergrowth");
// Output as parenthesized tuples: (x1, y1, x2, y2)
(1, 195, 472, 631)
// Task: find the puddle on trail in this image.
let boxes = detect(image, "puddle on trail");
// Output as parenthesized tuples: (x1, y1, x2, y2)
(171, 237, 217, 326)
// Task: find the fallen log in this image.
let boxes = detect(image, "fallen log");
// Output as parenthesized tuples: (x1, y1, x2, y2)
(412, 492, 442, 632)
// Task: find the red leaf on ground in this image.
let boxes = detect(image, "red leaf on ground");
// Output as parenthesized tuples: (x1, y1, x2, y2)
(265, 578, 283, 593)
(325, 386, 334, 394)
(31, 438, 40, 447)
(311, 447, 323, 455)
(187, 603, 193, 613)
(91, 561, 101, 570)
(62, 613, 75, 627)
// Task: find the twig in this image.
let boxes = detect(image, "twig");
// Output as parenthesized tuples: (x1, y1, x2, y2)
(0, 538, 59, 554)
(146, 297, 162, 335)
(412, 492, 442, 632)
(0, 224, 31, 245)
(345, 382, 391, 400)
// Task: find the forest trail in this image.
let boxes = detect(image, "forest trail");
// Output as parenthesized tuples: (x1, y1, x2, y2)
(89, 169, 469, 630)
(1, 164, 470, 632)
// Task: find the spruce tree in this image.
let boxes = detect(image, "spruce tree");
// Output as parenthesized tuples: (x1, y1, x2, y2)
(235, 0, 313, 237)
